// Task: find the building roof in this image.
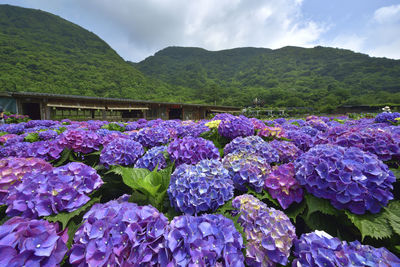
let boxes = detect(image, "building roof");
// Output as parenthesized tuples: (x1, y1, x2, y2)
(2, 91, 241, 110)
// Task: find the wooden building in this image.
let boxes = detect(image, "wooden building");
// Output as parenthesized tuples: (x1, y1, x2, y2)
(0, 92, 241, 121)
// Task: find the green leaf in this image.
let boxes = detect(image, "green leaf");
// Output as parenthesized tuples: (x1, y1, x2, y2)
(389, 168, 400, 180)
(246, 187, 279, 207)
(53, 148, 72, 167)
(384, 200, 400, 236)
(24, 132, 39, 143)
(285, 200, 306, 222)
(345, 210, 393, 241)
(305, 194, 340, 218)
(45, 196, 100, 229)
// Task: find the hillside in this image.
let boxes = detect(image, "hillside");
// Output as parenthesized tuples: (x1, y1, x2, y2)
(136, 46, 400, 111)
(0, 4, 182, 101)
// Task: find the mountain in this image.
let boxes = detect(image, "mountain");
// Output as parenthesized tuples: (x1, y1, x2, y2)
(136, 46, 400, 111)
(0, 4, 180, 101)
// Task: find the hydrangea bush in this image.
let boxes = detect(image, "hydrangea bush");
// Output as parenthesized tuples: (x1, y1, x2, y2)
(218, 115, 254, 139)
(295, 144, 396, 214)
(168, 159, 234, 214)
(134, 145, 168, 171)
(100, 138, 144, 167)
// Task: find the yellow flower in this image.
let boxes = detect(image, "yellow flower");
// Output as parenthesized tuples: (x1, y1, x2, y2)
(205, 120, 221, 129)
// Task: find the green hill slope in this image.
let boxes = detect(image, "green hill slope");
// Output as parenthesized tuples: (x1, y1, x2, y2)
(0, 4, 180, 101)
(136, 46, 400, 110)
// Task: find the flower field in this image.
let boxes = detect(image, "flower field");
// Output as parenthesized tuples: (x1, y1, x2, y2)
(0, 113, 400, 266)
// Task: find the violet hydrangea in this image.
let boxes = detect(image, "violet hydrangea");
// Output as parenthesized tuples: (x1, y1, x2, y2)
(218, 115, 254, 140)
(134, 145, 167, 171)
(100, 138, 144, 167)
(167, 136, 219, 166)
(70, 197, 169, 266)
(269, 139, 302, 163)
(294, 144, 396, 214)
(6, 162, 103, 218)
(168, 159, 234, 215)
(232, 194, 296, 266)
(134, 126, 171, 148)
(0, 217, 68, 266)
(165, 214, 245, 266)
(57, 129, 101, 154)
(264, 163, 303, 209)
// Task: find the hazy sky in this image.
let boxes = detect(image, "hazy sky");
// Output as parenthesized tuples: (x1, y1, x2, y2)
(1, 0, 400, 61)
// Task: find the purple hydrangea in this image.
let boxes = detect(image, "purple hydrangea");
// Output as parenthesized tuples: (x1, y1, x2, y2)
(222, 151, 271, 192)
(134, 126, 171, 148)
(224, 136, 279, 164)
(0, 133, 19, 144)
(4, 123, 26, 134)
(218, 115, 254, 140)
(178, 121, 210, 138)
(301, 125, 320, 137)
(100, 131, 129, 146)
(232, 194, 296, 266)
(165, 214, 245, 266)
(100, 138, 144, 167)
(134, 145, 167, 171)
(70, 197, 169, 266)
(167, 136, 219, 166)
(286, 130, 314, 152)
(57, 129, 101, 154)
(168, 159, 234, 215)
(0, 141, 30, 158)
(264, 163, 303, 209)
(315, 125, 400, 162)
(124, 121, 139, 131)
(0, 157, 53, 204)
(38, 130, 58, 140)
(293, 231, 400, 267)
(374, 112, 400, 123)
(295, 144, 396, 214)
(273, 118, 287, 125)
(258, 126, 287, 140)
(305, 119, 329, 132)
(25, 140, 64, 161)
(6, 162, 103, 218)
(250, 118, 266, 130)
(25, 120, 59, 128)
(0, 217, 68, 266)
(269, 139, 302, 163)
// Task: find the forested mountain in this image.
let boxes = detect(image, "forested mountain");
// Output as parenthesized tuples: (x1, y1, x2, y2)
(0, 4, 182, 101)
(135, 46, 400, 111)
(2, 4, 400, 112)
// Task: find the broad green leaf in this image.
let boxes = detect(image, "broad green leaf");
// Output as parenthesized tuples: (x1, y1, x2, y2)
(305, 194, 340, 218)
(66, 220, 82, 248)
(345, 210, 393, 241)
(285, 200, 306, 222)
(384, 200, 400, 236)
(45, 196, 100, 229)
(24, 132, 39, 143)
(116, 167, 150, 189)
(53, 148, 72, 167)
(246, 187, 280, 207)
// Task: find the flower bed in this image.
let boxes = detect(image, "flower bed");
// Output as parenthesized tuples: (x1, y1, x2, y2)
(0, 113, 399, 266)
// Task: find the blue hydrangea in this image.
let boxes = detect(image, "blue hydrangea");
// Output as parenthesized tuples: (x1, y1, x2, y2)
(38, 129, 58, 140)
(218, 115, 254, 139)
(295, 144, 396, 214)
(134, 145, 168, 171)
(168, 159, 234, 214)
(269, 139, 302, 163)
(100, 138, 144, 167)
(134, 126, 172, 148)
(165, 214, 245, 266)
(375, 112, 400, 123)
(70, 197, 169, 266)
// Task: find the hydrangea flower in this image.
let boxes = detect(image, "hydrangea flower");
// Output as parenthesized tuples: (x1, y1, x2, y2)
(168, 159, 234, 214)
(0, 142, 30, 158)
(293, 231, 400, 267)
(222, 151, 271, 192)
(4, 123, 26, 134)
(301, 125, 320, 137)
(269, 139, 302, 163)
(6, 162, 103, 218)
(38, 130, 58, 140)
(70, 197, 169, 266)
(0, 217, 68, 266)
(57, 129, 101, 154)
(273, 118, 286, 125)
(124, 121, 139, 131)
(25, 140, 64, 161)
(165, 214, 245, 266)
(178, 121, 209, 138)
(286, 130, 314, 152)
(264, 163, 303, 209)
(25, 120, 59, 128)
(295, 144, 396, 214)
(0, 157, 53, 204)
(374, 112, 400, 123)
(315, 125, 400, 162)
(232, 194, 296, 266)
(134, 145, 167, 171)
(258, 126, 287, 140)
(250, 118, 266, 131)
(99, 131, 129, 146)
(100, 138, 144, 167)
(205, 119, 222, 129)
(306, 119, 329, 132)
(0, 133, 19, 144)
(218, 115, 254, 139)
(224, 136, 279, 164)
(134, 126, 171, 148)
(167, 136, 219, 166)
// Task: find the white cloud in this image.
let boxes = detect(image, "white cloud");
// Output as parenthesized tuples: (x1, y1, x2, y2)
(373, 4, 400, 24)
(32, 0, 325, 61)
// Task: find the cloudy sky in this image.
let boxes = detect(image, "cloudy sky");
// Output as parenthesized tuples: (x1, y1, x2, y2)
(1, 0, 400, 61)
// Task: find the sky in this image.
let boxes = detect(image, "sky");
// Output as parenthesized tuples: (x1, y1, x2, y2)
(1, 0, 400, 62)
